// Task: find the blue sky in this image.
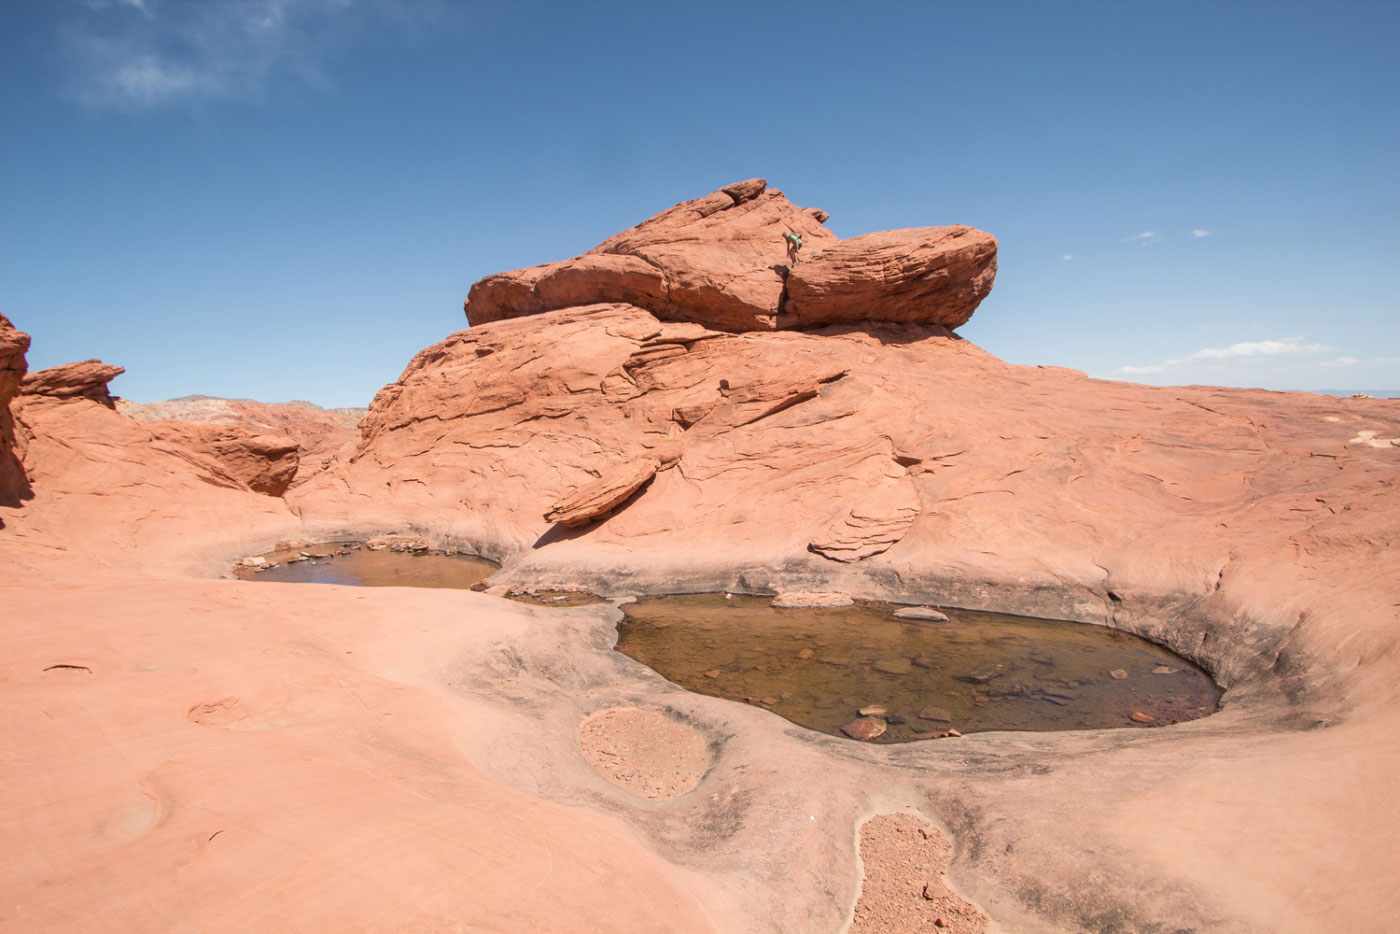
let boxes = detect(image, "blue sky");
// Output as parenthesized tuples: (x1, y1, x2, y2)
(2, 0, 1396, 407)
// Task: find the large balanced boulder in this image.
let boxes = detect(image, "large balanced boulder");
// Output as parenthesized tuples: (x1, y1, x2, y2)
(0, 313, 31, 505)
(464, 179, 996, 333)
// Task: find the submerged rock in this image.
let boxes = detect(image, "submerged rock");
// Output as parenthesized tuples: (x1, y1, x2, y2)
(771, 592, 855, 609)
(894, 606, 951, 621)
(841, 717, 888, 741)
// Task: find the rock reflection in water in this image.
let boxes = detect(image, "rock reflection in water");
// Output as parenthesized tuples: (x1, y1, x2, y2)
(615, 594, 1221, 742)
(235, 542, 498, 589)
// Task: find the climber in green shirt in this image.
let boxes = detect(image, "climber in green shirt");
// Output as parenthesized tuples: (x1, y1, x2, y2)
(784, 230, 803, 265)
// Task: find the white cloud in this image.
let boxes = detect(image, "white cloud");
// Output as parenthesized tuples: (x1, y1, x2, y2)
(1062, 253, 1073, 261)
(1185, 336, 1334, 361)
(1317, 357, 1361, 368)
(1113, 336, 1336, 378)
(1124, 231, 1160, 244)
(1191, 229, 1211, 238)
(64, 0, 445, 108)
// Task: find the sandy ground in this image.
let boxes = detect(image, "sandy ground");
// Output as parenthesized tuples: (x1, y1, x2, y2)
(852, 813, 988, 933)
(578, 707, 711, 799)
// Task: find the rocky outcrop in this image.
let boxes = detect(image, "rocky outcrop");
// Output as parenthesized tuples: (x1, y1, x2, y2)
(784, 227, 998, 330)
(143, 422, 301, 497)
(464, 179, 996, 333)
(21, 359, 125, 406)
(118, 395, 361, 487)
(0, 313, 31, 506)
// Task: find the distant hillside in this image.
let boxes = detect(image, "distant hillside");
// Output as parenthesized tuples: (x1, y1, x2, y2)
(1310, 389, 1400, 399)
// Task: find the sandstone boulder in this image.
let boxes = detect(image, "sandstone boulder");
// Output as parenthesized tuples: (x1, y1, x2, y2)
(464, 180, 996, 333)
(467, 179, 836, 332)
(784, 227, 998, 330)
(0, 313, 31, 506)
(21, 359, 125, 406)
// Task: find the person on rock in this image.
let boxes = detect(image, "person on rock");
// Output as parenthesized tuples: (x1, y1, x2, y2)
(784, 230, 803, 265)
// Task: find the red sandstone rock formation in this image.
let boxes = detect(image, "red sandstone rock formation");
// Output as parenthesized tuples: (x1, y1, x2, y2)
(20, 358, 125, 406)
(142, 422, 301, 496)
(118, 396, 361, 487)
(3, 182, 1399, 934)
(0, 313, 30, 506)
(464, 179, 997, 332)
(785, 226, 998, 329)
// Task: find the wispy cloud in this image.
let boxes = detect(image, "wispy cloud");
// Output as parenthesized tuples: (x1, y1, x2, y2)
(1191, 229, 1211, 238)
(63, 0, 445, 108)
(1113, 336, 1336, 377)
(1062, 253, 1073, 261)
(1186, 336, 1334, 361)
(1124, 231, 1160, 245)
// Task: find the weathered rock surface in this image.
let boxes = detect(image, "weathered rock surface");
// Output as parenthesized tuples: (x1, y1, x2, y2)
(785, 226, 998, 330)
(544, 455, 659, 527)
(118, 395, 362, 487)
(0, 313, 30, 506)
(465, 179, 995, 333)
(141, 422, 301, 496)
(20, 358, 125, 405)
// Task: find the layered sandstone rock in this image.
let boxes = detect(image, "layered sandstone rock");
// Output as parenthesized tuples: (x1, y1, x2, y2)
(142, 422, 301, 497)
(0, 313, 31, 506)
(20, 358, 125, 406)
(464, 179, 996, 332)
(784, 226, 999, 329)
(118, 396, 361, 487)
